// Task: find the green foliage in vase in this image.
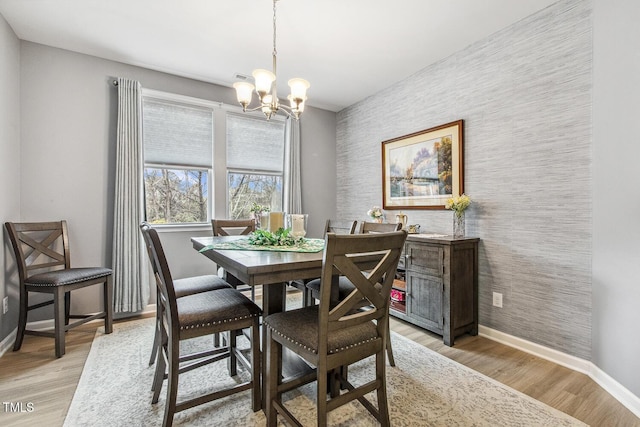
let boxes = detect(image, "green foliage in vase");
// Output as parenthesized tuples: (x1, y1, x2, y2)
(248, 228, 297, 246)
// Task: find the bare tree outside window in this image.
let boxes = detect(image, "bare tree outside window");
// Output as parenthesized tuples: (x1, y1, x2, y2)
(144, 167, 208, 224)
(228, 173, 282, 219)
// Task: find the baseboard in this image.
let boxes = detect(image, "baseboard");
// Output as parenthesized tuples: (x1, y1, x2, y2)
(0, 329, 16, 358)
(479, 325, 640, 419)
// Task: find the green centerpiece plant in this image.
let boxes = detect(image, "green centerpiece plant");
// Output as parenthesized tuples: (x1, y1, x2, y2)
(248, 228, 298, 246)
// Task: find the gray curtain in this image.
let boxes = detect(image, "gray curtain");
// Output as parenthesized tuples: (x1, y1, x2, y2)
(112, 78, 149, 313)
(284, 117, 302, 214)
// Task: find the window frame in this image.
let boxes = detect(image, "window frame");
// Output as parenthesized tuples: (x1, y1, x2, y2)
(140, 88, 288, 230)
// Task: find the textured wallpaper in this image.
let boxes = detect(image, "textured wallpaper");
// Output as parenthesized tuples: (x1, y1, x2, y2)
(336, 0, 592, 359)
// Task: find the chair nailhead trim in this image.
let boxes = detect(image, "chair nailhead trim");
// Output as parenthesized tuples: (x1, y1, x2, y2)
(267, 327, 378, 355)
(180, 313, 259, 330)
(26, 273, 111, 286)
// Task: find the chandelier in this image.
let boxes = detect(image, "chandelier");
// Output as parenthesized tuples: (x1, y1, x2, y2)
(233, 0, 310, 120)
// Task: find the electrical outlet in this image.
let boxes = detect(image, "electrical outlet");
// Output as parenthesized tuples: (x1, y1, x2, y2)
(492, 292, 503, 308)
(2, 297, 8, 314)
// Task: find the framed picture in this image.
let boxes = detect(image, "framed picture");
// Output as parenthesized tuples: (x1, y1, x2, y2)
(382, 120, 464, 210)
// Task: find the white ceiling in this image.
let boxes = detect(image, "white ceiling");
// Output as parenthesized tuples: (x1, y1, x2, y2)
(0, 0, 557, 112)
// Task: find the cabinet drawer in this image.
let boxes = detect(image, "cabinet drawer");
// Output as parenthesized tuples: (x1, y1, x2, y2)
(405, 243, 443, 277)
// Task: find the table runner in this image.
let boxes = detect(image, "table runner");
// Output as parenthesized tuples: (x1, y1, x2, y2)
(200, 237, 325, 253)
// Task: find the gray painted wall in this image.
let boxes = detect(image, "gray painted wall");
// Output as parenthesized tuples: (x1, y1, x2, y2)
(1, 40, 336, 328)
(0, 14, 21, 340)
(592, 0, 640, 397)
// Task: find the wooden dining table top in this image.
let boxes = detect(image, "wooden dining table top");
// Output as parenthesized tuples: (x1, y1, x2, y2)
(191, 235, 329, 316)
(191, 235, 325, 285)
(191, 235, 384, 315)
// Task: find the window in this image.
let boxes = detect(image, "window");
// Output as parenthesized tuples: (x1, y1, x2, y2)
(226, 113, 286, 219)
(140, 90, 288, 225)
(142, 95, 213, 224)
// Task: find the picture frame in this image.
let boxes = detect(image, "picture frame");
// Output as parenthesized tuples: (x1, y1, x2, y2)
(382, 120, 464, 210)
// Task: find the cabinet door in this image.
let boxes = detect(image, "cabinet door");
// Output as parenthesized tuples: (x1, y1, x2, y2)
(407, 271, 443, 333)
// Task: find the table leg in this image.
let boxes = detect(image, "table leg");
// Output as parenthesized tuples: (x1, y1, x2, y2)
(261, 282, 286, 410)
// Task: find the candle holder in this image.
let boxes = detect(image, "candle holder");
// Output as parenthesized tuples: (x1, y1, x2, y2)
(285, 214, 308, 239)
(268, 212, 285, 233)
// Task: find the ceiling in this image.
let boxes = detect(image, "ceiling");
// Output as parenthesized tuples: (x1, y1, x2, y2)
(0, 0, 557, 112)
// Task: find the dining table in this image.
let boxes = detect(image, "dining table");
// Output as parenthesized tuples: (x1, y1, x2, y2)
(191, 234, 331, 405)
(191, 234, 327, 317)
(191, 234, 389, 411)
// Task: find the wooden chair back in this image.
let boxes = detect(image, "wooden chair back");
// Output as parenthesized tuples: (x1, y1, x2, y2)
(5, 221, 71, 283)
(317, 231, 407, 353)
(139, 222, 178, 333)
(324, 219, 357, 236)
(212, 219, 256, 236)
(359, 221, 402, 234)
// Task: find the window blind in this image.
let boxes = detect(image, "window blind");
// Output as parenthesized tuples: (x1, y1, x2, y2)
(226, 113, 285, 172)
(142, 98, 213, 168)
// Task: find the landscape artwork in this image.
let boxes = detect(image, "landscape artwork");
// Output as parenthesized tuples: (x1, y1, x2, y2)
(382, 120, 463, 210)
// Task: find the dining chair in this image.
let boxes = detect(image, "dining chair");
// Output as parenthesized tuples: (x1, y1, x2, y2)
(140, 222, 262, 427)
(4, 220, 113, 358)
(359, 220, 403, 234)
(306, 220, 402, 365)
(264, 230, 407, 426)
(140, 222, 233, 366)
(211, 219, 257, 300)
(289, 219, 358, 307)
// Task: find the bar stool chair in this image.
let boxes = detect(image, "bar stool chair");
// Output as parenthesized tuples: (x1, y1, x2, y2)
(264, 230, 407, 426)
(306, 220, 402, 365)
(140, 222, 233, 366)
(212, 219, 257, 300)
(140, 222, 262, 427)
(289, 219, 358, 307)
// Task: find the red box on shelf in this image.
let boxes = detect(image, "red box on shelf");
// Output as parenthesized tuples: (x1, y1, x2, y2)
(390, 289, 406, 302)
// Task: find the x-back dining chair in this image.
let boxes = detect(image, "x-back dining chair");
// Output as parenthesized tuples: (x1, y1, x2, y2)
(290, 219, 358, 307)
(264, 230, 407, 426)
(4, 220, 113, 358)
(359, 220, 403, 234)
(140, 222, 262, 427)
(140, 222, 232, 366)
(211, 219, 257, 300)
(306, 221, 402, 365)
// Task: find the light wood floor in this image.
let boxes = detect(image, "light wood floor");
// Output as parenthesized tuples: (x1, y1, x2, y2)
(0, 295, 638, 426)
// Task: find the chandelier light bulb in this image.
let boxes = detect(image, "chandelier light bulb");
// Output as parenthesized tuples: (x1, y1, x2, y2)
(233, 82, 255, 108)
(262, 94, 273, 113)
(252, 69, 276, 98)
(288, 78, 310, 101)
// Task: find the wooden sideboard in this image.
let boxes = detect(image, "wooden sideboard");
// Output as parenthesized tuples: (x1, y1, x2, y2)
(391, 234, 479, 346)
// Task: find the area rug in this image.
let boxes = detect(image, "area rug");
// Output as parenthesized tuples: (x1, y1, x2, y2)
(64, 318, 586, 426)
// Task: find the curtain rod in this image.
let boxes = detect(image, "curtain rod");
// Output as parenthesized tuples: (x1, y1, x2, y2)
(111, 80, 234, 111)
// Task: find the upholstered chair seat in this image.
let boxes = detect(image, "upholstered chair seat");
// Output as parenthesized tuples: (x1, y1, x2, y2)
(176, 288, 261, 336)
(173, 275, 231, 298)
(25, 267, 112, 286)
(265, 305, 379, 356)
